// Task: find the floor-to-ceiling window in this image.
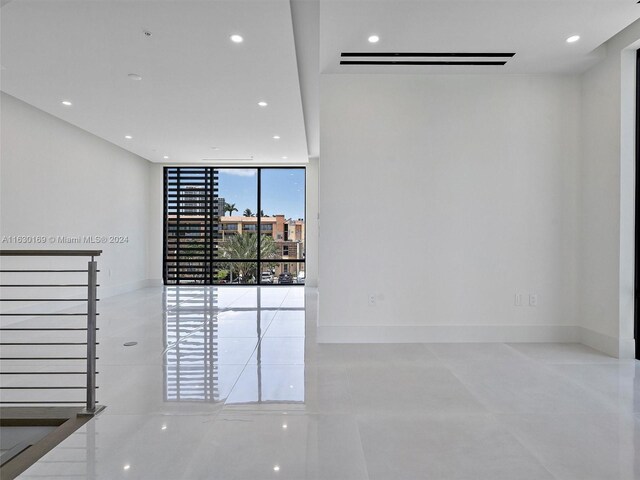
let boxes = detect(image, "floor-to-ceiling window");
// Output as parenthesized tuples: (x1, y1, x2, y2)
(164, 167, 305, 285)
(216, 168, 259, 284)
(259, 168, 306, 285)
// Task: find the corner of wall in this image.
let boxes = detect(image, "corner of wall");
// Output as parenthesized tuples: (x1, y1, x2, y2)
(575, 18, 640, 357)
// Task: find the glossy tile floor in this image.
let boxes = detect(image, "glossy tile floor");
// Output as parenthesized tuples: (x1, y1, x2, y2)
(7, 286, 640, 479)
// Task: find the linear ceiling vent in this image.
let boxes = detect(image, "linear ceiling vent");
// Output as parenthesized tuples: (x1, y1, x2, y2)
(340, 52, 515, 66)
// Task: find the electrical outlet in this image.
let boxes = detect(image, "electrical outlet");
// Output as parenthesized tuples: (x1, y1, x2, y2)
(529, 294, 538, 307)
(514, 294, 523, 306)
(368, 294, 376, 306)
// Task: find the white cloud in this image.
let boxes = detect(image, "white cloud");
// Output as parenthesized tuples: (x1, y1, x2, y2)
(218, 169, 256, 177)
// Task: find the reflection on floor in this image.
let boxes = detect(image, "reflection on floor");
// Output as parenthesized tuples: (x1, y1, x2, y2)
(16, 286, 640, 480)
(164, 287, 304, 405)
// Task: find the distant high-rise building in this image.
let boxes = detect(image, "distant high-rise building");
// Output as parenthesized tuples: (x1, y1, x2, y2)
(215, 196, 225, 218)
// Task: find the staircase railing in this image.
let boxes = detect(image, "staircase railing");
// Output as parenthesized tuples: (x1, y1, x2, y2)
(0, 250, 102, 414)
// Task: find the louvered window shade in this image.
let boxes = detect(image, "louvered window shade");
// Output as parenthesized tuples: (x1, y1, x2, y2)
(164, 167, 219, 284)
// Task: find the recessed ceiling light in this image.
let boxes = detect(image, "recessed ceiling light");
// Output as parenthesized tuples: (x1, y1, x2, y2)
(273, 466, 280, 472)
(258, 101, 268, 107)
(163, 155, 169, 159)
(61, 100, 72, 106)
(368, 35, 380, 43)
(124, 135, 133, 140)
(161, 425, 167, 430)
(566, 35, 580, 43)
(273, 135, 280, 140)
(124, 465, 131, 471)
(128, 73, 142, 81)
(281, 156, 288, 160)
(230, 34, 243, 43)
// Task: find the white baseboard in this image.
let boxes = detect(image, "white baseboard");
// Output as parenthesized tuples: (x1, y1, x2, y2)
(317, 324, 580, 344)
(317, 324, 635, 360)
(578, 326, 635, 359)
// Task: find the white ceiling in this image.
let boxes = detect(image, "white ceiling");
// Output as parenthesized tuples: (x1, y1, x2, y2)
(2, 1, 640, 165)
(320, 0, 640, 74)
(0, 0, 309, 164)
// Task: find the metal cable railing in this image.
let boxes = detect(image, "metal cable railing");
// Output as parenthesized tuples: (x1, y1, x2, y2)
(0, 250, 102, 414)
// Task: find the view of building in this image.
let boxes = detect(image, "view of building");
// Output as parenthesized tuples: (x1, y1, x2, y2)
(219, 214, 305, 280)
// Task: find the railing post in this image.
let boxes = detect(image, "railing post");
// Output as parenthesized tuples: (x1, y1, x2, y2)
(85, 258, 98, 413)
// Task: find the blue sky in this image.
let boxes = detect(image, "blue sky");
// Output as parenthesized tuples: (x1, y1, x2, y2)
(218, 169, 305, 220)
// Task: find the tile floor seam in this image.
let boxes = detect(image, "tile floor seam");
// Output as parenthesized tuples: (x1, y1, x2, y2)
(490, 413, 561, 480)
(346, 414, 372, 480)
(424, 344, 497, 415)
(491, 414, 581, 480)
(257, 286, 292, 340)
(430, 343, 622, 416)
(504, 342, 624, 366)
(220, 287, 292, 411)
(545, 369, 637, 414)
(502, 345, 627, 415)
(259, 286, 291, 340)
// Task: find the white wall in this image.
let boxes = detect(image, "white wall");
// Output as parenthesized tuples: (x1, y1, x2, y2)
(0, 92, 151, 299)
(578, 18, 640, 358)
(147, 163, 164, 284)
(319, 74, 581, 343)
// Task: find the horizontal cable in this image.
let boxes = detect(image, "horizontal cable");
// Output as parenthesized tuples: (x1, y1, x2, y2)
(0, 269, 99, 273)
(0, 299, 98, 302)
(0, 401, 90, 404)
(0, 371, 99, 375)
(0, 284, 99, 287)
(0, 250, 102, 257)
(0, 313, 97, 316)
(0, 328, 97, 331)
(341, 52, 516, 58)
(0, 357, 98, 360)
(0, 386, 98, 389)
(0, 342, 98, 345)
(340, 60, 506, 66)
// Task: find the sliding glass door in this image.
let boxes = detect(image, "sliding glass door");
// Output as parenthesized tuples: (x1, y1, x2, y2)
(164, 167, 305, 285)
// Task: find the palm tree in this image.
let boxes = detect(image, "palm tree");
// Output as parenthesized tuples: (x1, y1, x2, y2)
(243, 208, 254, 217)
(224, 202, 238, 216)
(218, 233, 277, 282)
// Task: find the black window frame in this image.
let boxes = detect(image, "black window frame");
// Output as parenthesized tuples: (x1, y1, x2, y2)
(163, 166, 306, 286)
(635, 50, 640, 360)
